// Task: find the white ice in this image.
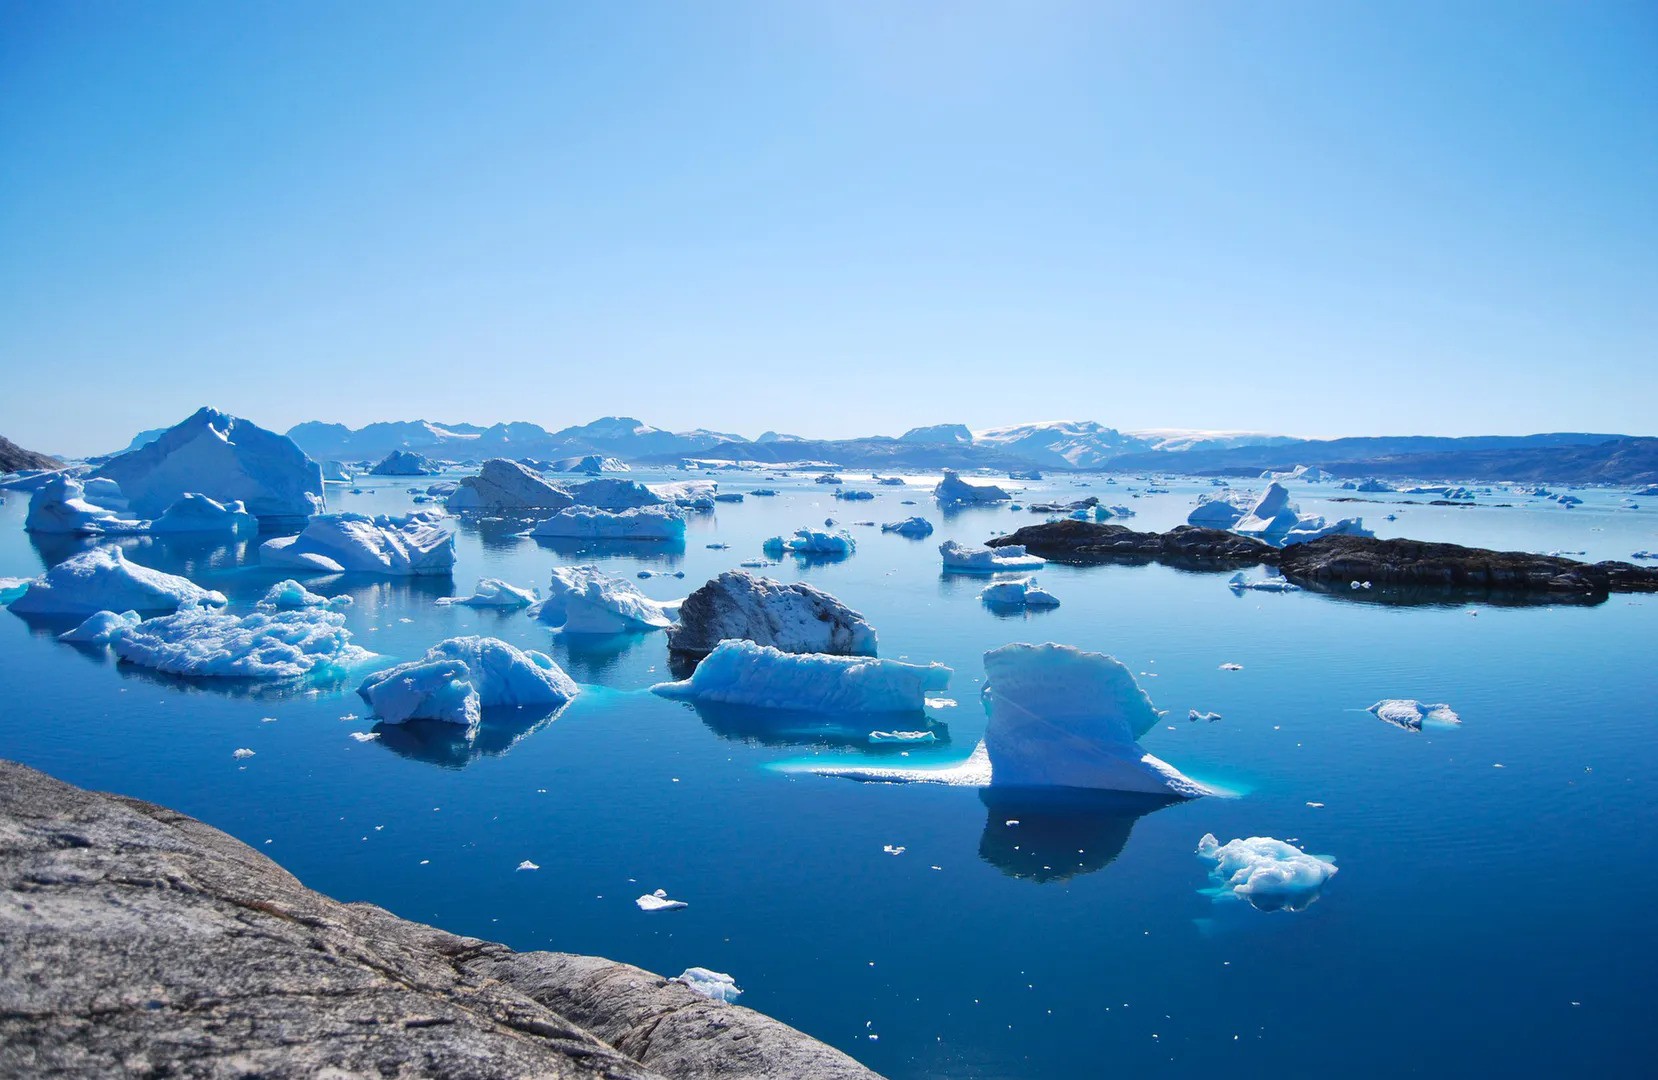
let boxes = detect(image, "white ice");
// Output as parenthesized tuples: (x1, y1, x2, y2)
(1196, 833, 1337, 911)
(636, 889, 687, 912)
(113, 607, 372, 679)
(25, 475, 147, 535)
(674, 968, 741, 1003)
(939, 540, 1044, 573)
(934, 469, 1011, 505)
(532, 565, 677, 633)
(1369, 699, 1461, 731)
(1186, 489, 1255, 529)
(357, 636, 579, 729)
(149, 493, 258, 535)
(58, 609, 141, 644)
(762, 528, 855, 557)
(563, 477, 667, 510)
(869, 730, 936, 744)
(9, 546, 228, 616)
(435, 578, 538, 608)
(979, 577, 1060, 608)
(1227, 571, 1300, 593)
(652, 639, 950, 714)
(260, 512, 456, 575)
(530, 505, 686, 542)
(880, 516, 934, 538)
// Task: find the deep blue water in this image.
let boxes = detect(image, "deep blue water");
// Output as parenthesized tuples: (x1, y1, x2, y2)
(1, 472, 1654, 1078)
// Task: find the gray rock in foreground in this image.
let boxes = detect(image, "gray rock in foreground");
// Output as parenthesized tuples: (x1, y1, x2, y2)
(0, 759, 881, 1080)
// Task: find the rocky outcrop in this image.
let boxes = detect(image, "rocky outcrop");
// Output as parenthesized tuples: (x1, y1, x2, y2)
(990, 520, 1274, 568)
(0, 760, 881, 1080)
(0, 435, 61, 473)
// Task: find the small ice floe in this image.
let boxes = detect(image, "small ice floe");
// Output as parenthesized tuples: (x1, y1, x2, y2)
(533, 565, 678, 634)
(1219, 663, 1243, 671)
(233, 748, 255, 759)
(9, 546, 227, 616)
(1632, 551, 1657, 561)
(58, 609, 141, 644)
(939, 540, 1044, 573)
(1306, 802, 1325, 808)
(435, 578, 538, 608)
(706, 543, 730, 550)
(516, 860, 539, 871)
(1227, 571, 1299, 593)
(675, 968, 741, 1003)
(880, 516, 934, 538)
(1196, 833, 1337, 912)
(883, 844, 906, 855)
(1368, 699, 1461, 731)
(979, 577, 1061, 609)
(934, 470, 1011, 506)
(869, 730, 936, 745)
(531, 505, 686, 542)
(636, 889, 688, 912)
(256, 579, 353, 612)
(1188, 710, 1222, 723)
(348, 731, 380, 743)
(1348, 580, 1373, 590)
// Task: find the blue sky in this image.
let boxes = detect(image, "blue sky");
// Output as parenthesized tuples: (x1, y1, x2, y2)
(2, 1, 1654, 455)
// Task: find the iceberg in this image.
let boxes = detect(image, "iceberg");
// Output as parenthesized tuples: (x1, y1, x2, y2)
(1280, 515, 1373, 545)
(563, 477, 666, 510)
(880, 516, 934, 538)
(713, 492, 744, 503)
(1186, 489, 1255, 529)
(58, 609, 141, 644)
(0, 578, 32, 605)
(530, 505, 686, 541)
(369, 450, 438, 476)
(80, 477, 130, 511)
(357, 636, 579, 728)
(93, 407, 324, 526)
(260, 512, 456, 575)
(981, 643, 1207, 796)
(25, 475, 146, 534)
(761, 528, 855, 557)
(148, 493, 257, 535)
(1232, 482, 1371, 545)
(833, 489, 875, 501)
(1227, 571, 1300, 593)
(532, 565, 676, 633)
(869, 730, 936, 744)
(256, 579, 351, 612)
(113, 607, 371, 679)
(636, 889, 687, 912)
(939, 539, 1044, 573)
(652, 639, 950, 714)
(1368, 699, 1461, 731)
(934, 469, 1011, 505)
(320, 460, 354, 483)
(435, 578, 538, 608)
(9, 547, 228, 616)
(979, 577, 1060, 608)
(674, 968, 741, 1003)
(445, 459, 574, 512)
(1196, 834, 1337, 911)
(667, 570, 878, 657)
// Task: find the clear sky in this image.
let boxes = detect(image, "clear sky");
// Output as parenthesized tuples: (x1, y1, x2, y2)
(2, 1, 1654, 456)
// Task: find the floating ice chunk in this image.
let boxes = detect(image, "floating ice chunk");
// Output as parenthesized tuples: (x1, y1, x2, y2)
(713, 492, 744, 503)
(1280, 515, 1373, 545)
(762, 527, 855, 557)
(445, 459, 574, 511)
(58, 609, 141, 644)
(25, 475, 148, 534)
(1219, 662, 1243, 671)
(261, 513, 456, 576)
(1188, 710, 1222, 723)
(348, 731, 380, 742)
(1196, 833, 1337, 911)
(652, 640, 950, 714)
(636, 889, 687, 912)
(113, 607, 372, 678)
(1186, 489, 1256, 529)
(1231, 483, 1302, 541)
(516, 860, 539, 871)
(982, 644, 1206, 796)
(668, 571, 877, 657)
(833, 489, 875, 501)
(320, 460, 353, 483)
(553, 454, 628, 475)
(256, 579, 352, 612)
(675, 968, 741, 1003)
(1227, 571, 1300, 593)
(369, 450, 438, 476)
(233, 748, 255, 759)
(0, 577, 32, 605)
(530, 505, 686, 541)
(435, 578, 538, 608)
(563, 477, 667, 510)
(880, 516, 934, 538)
(939, 540, 1044, 573)
(9, 547, 227, 616)
(978, 577, 1060, 608)
(80, 477, 130, 511)
(876, 477, 905, 486)
(749, 488, 778, 497)
(883, 844, 906, 855)
(934, 469, 1011, 505)
(1368, 699, 1461, 731)
(532, 565, 677, 633)
(358, 636, 578, 729)
(869, 730, 936, 744)
(796, 740, 994, 786)
(149, 493, 258, 535)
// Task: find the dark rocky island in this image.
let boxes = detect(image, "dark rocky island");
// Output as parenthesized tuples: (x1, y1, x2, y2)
(0, 434, 61, 473)
(0, 760, 880, 1080)
(988, 520, 1658, 600)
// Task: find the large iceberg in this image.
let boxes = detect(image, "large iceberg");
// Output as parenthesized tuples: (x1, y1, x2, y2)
(564, 478, 667, 510)
(369, 450, 438, 476)
(530, 505, 685, 542)
(667, 571, 877, 657)
(113, 607, 371, 678)
(532, 566, 677, 633)
(940, 539, 1044, 573)
(762, 528, 855, 557)
(92, 407, 324, 526)
(357, 636, 579, 729)
(445, 459, 574, 512)
(1233, 482, 1371, 545)
(9, 547, 228, 616)
(1196, 834, 1337, 911)
(881, 516, 934, 538)
(25, 475, 146, 534)
(320, 460, 354, 483)
(260, 512, 456, 575)
(652, 639, 949, 713)
(1186, 489, 1255, 529)
(934, 469, 1011, 505)
(981, 643, 1207, 796)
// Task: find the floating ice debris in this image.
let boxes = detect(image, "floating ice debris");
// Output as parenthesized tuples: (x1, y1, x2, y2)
(934, 469, 1011, 505)
(653, 640, 950, 714)
(358, 636, 578, 730)
(435, 578, 538, 608)
(115, 607, 373, 679)
(869, 730, 936, 744)
(1188, 710, 1222, 723)
(516, 860, 539, 871)
(530, 505, 686, 541)
(1348, 580, 1374, 590)
(939, 540, 1044, 573)
(348, 731, 380, 742)
(668, 571, 877, 656)
(762, 527, 855, 557)
(533, 565, 677, 633)
(1227, 571, 1299, 593)
(979, 577, 1060, 608)
(233, 748, 255, 759)
(636, 889, 687, 912)
(9, 546, 227, 616)
(675, 968, 741, 1003)
(1306, 801, 1325, 808)
(261, 512, 456, 575)
(883, 845, 906, 855)
(445, 459, 574, 512)
(880, 516, 934, 538)
(256, 579, 352, 612)
(1196, 833, 1337, 911)
(1219, 663, 1243, 671)
(1369, 699, 1462, 731)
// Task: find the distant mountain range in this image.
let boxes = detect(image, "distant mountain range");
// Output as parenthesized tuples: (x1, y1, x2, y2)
(255, 417, 1655, 485)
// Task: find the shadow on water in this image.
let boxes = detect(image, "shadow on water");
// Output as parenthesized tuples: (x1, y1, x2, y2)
(106, 659, 364, 703)
(682, 699, 949, 751)
(547, 630, 661, 682)
(448, 513, 545, 553)
(976, 786, 1180, 884)
(531, 536, 685, 567)
(371, 704, 566, 768)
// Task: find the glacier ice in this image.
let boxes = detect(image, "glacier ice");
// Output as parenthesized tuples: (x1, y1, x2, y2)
(982, 643, 1207, 796)
(762, 528, 855, 558)
(320, 460, 354, 483)
(256, 579, 352, 612)
(435, 578, 538, 608)
(934, 469, 1011, 505)
(674, 968, 741, 1003)
(833, 489, 875, 501)
(1196, 833, 1337, 911)
(1369, 699, 1461, 731)
(93, 407, 324, 526)
(358, 636, 579, 729)
(652, 639, 950, 714)
(0, 578, 32, 605)
(979, 577, 1061, 608)
(58, 609, 141, 644)
(260, 512, 456, 575)
(667, 571, 877, 657)
(446, 459, 574, 512)
(532, 565, 677, 634)
(939, 540, 1044, 573)
(113, 607, 372, 679)
(530, 505, 686, 542)
(9, 547, 228, 616)
(880, 516, 934, 538)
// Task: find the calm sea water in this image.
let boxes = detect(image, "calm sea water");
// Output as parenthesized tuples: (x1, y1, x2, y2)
(1, 471, 1654, 1078)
